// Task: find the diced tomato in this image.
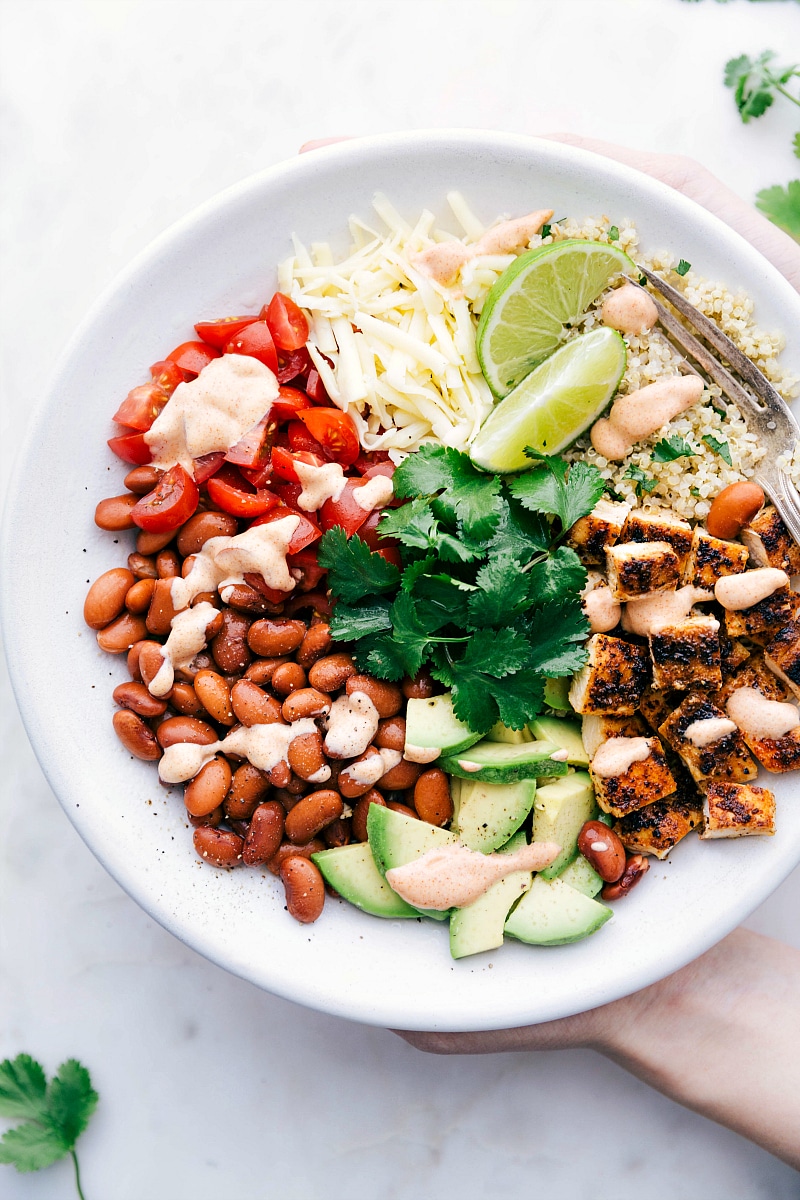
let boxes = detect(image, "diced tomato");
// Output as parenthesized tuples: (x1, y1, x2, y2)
(206, 465, 280, 519)
(299, 408, 360, 467)
(305, 368, 329, 404)
(271, 385, 312, 421)
(224, 321, 278, 373)
(193, 452, 226, 483)
(288, 548, 326, 592)
(353, 449, 392, 474)
(373, 545, 403, 568)
(250, 506, 321, 554)
(287, 420, 325, 456)
(270, 446, 324, 484)
(359, 507, 401, 554)
(276, 347, 313, 384)
(131, 463, 199, 533)
(271, 480, 303, 510)
(166, 341, 221, 377)
(361, 460, 395, 481)
(264, 293, 309, 352)
(149, 360, 189, 394)
(108, 431, 152, 465)
(243, 572, 293, 604)
(194, 316, 258, 350)
(240, 462, 273, 489)
(112, 382, 169, 431)
(225, 414, 275, 469)
(319, 477, 370, 537)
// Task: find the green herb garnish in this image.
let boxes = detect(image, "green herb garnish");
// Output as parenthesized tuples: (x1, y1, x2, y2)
(702, 434, 733, 466)
(651, 435, 696, 463)
(724, 50, 800, 122)
(756, 181, 800, 239)
(625, 464, 659, 498)
(608, 225, 620, 242)
(540, 223, 552, 239)
(675, 259, 692, 277)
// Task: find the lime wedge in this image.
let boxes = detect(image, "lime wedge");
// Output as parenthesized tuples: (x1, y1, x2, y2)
(469, 328, 626, 474)
(477, 239, 635, 397)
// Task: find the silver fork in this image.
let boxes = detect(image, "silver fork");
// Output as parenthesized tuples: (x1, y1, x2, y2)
(629, 265, 800, 544)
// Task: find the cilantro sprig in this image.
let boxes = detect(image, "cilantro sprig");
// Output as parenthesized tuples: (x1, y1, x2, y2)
(0, 1055, 97, 1199)
(319, 449, 602, 733)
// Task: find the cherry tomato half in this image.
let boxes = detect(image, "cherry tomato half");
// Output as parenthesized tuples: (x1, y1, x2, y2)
(225, 414, 274, 470)
(276, 346, 313, 384)
(319, 478, 370, 537)
(131, 463, 199, 533)
(358, 510, 402, 566)
(206, 466, 279, 519)
(193, 452, 226, 484)
(271, 385, 312, 422)
(107, 431, 152, 465)
(288, 548, 326, 592)
(194, 316, 258, 350)
(166, 341, 221, 377)
(112, 382, 169, 431)
(270, 447, 324, 484)
(299, 408, 360, 467)
(250, 506, 321, 554)
(149, 360, 189, 394)
(287, 420, 325, 456)
(305, 368, 328, 404)
(225, 321, 278, 373)
(243, 572, 292, 605)
(264, 293, 309, 353)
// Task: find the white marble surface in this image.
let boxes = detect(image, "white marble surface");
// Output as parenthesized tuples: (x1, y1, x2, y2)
(1, 0, 799, 1195)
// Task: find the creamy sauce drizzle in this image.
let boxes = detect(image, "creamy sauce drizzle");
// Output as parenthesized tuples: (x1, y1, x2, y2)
(590, 376, 704, 462)
(726, 687, 800, 742)
(353, 474, 395, 511)
(601, 284, 658, 335)
(158, 716, 319, 784)
(591, 736, 652, 778)
(347, 747, 402, 786)
(582, 573, 621, 633)
(385, 840, 561, 909)
(715, 568, 789, 611)
(171, 518, 300, 609)
(403, 742, 441, 764)
(410, 208, 554, 286)
(682, 717, 738, 748)
(323, 691, 380, 758)
(622, 585, 713, 636)
(145, 354, 278, 473)
(293, 460, 347, 512)
(149, 602, 220, 697)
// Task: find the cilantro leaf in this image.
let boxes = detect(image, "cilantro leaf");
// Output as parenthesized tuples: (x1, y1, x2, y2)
(399, 554, 438, 593)
(794, 132, 800, 159)
(724, 51, 799, 124)
(0, 1056, 48, 1122)
(702, 433, 733, 466)
(0, 1122, 67, 1173)
(330, 599, 392, 641)
(540, 223, 551, 238)
(46, 1061, 98, 1149)
(651, 435, 696, 463)
(509, 457, 605, 531)
(608, 225, 620, 241)
(518, 599, 590, 676)
(411, 573, 472, 628)
(625, 464, 658, 498)
(447, 628, 533, 731)
(756, 181, 800, 239)
(0, 1054, 98, 1187)
(527, 546, 587, 606)
(379, 499, 479, 563)
(317, 528, 400, 605)
(466, 558, 531, 628)
(493, 670, 545, 730)
(392, 444, 504, 538)
(675, 259, 691, 277)
(355, 634, 408, 681)
(488, 495, 550, 560)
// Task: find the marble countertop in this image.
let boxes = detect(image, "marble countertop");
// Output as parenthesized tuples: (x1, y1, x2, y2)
(1, 0, 799, 1195)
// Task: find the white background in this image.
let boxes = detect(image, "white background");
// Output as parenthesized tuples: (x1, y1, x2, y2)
(2, 1, 800, 1197)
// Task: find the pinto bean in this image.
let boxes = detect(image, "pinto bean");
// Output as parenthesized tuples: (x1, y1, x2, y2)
(124, 465, 163, 494)
(194, 670, 235, 726)
(378, 758, 421, 791)
(156, 548, 182, 579)
(295, 621, 332, 668)
(174, 651, 214, 684)
(84, 568, 136, 629)
(413, 769, 452, 827)
(386, 801, 418, 820)
(323, 818, 352, 848)
(184, 756, 232, 817)
(243, 657, 289, 685)
(287, 731, 329, 782)
(177, 510, 239, 556)
(352, 790, 385, 843)
(95, 493, 138, 531)
(601, 854, 650, 900)
(112, 709, 161, 760)
(127, 552, 158, 580)
(280, 857, 325, 923)
(266, 838, 326, 876)
(284, 789, 343, 843)
(125, 577, 156, 614)
(272, 662, 307, 696)
(170, 681, 204, 716)
(193, 826, 244, 868)
(136, 528, 175, 555)
(188, 805, 224, 829)
(338, 746, 385, 799)
(706, 481, 765, 540)
(247, 618, 307, 658)
(156, 715, 218, 749)
(346, 674, 403, 718)
(307, 653, 356, 693)
(97, 612, 148, 653)
(223, 584, 276, 615)
(211, 610, 252, 674)
(146, 578, 180, 636)
(112, 680, 168, 718)
(231, 679, 285, 726)
(267, 760, 292, 789)
(224, 763, 270, 820)
(127, 639, 148, 681)
(376, 716, 406, 752)
(402, 669, 436, 699)
(136, 641, 166, 690)
(577, 821, 627, 883)
(242, 801, 285, 866)
(281, 688, 331, 722)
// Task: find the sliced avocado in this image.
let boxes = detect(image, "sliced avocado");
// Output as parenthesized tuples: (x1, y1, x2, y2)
(449, 831, 531, 960)
(504, 876, 612, 945)
(544, 676, 574, 712)
(366, 804, 456, 921)
(486, 721, 534, 745)
(455, 777, 536, 853)
(532, 771, 596, 880)
(312, 843, 418, 919)
(557, 853, 604, 898)
(404, 693, 482, 760)
(438, 739, 569, 784)
(528, 715, 588, 767)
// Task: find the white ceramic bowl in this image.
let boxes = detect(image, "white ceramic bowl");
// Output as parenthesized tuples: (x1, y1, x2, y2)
(4, 130, 799, 1031)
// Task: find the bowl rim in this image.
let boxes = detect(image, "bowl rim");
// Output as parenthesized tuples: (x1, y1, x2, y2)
(4, 128, 800, 1031)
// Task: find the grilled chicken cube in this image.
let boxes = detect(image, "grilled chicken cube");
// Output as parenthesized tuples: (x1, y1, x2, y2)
(649, 616, 722, 691)
(621, 509, 694, 571)
(614, 786, 703, 859)
(606, 541, 681, 601)
(639, 685, 677, 733)
(738, 725, 800, 773)
(658, 692, 758, 784)
(713, 651, 790, 706)
(683, 527, 749, 590)
(569, 634, 650, 715)
(764, 619, 800, 701)
(719, 631, 751, 681)
(567, 498, 631, 565)
(581, 713, 647, 758)
(723, 585, 800, 643)
(741, 504, 800, 574)
(699, 781, 776, 839)
(590, 736, 677, 818)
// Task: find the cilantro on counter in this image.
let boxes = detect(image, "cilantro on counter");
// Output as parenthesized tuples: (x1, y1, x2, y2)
(0, 1055, 97, 1200)
(756, 181, 800, 240)
(702, 433, 733, 466)
(724, 50, 799, 124)
(651, 435, 696, 463)
(319, 446, 601, 733)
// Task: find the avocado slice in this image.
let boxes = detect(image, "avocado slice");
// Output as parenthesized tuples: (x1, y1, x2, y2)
(449, 831, 532, 960)
(486, 721, 534, 745)
(366, 804, 456, 921)
(528, 715, 588, 767)
(543, 676, 574, 711)
(438, 739, 568, 784)
(557, 853, 604, 898)
(312, 843, 418, 919)
(455, 777, 536, 853)
(532, 771, 596, 880)
(404, 693, 482, 761)
(504, 876, 612, 945)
